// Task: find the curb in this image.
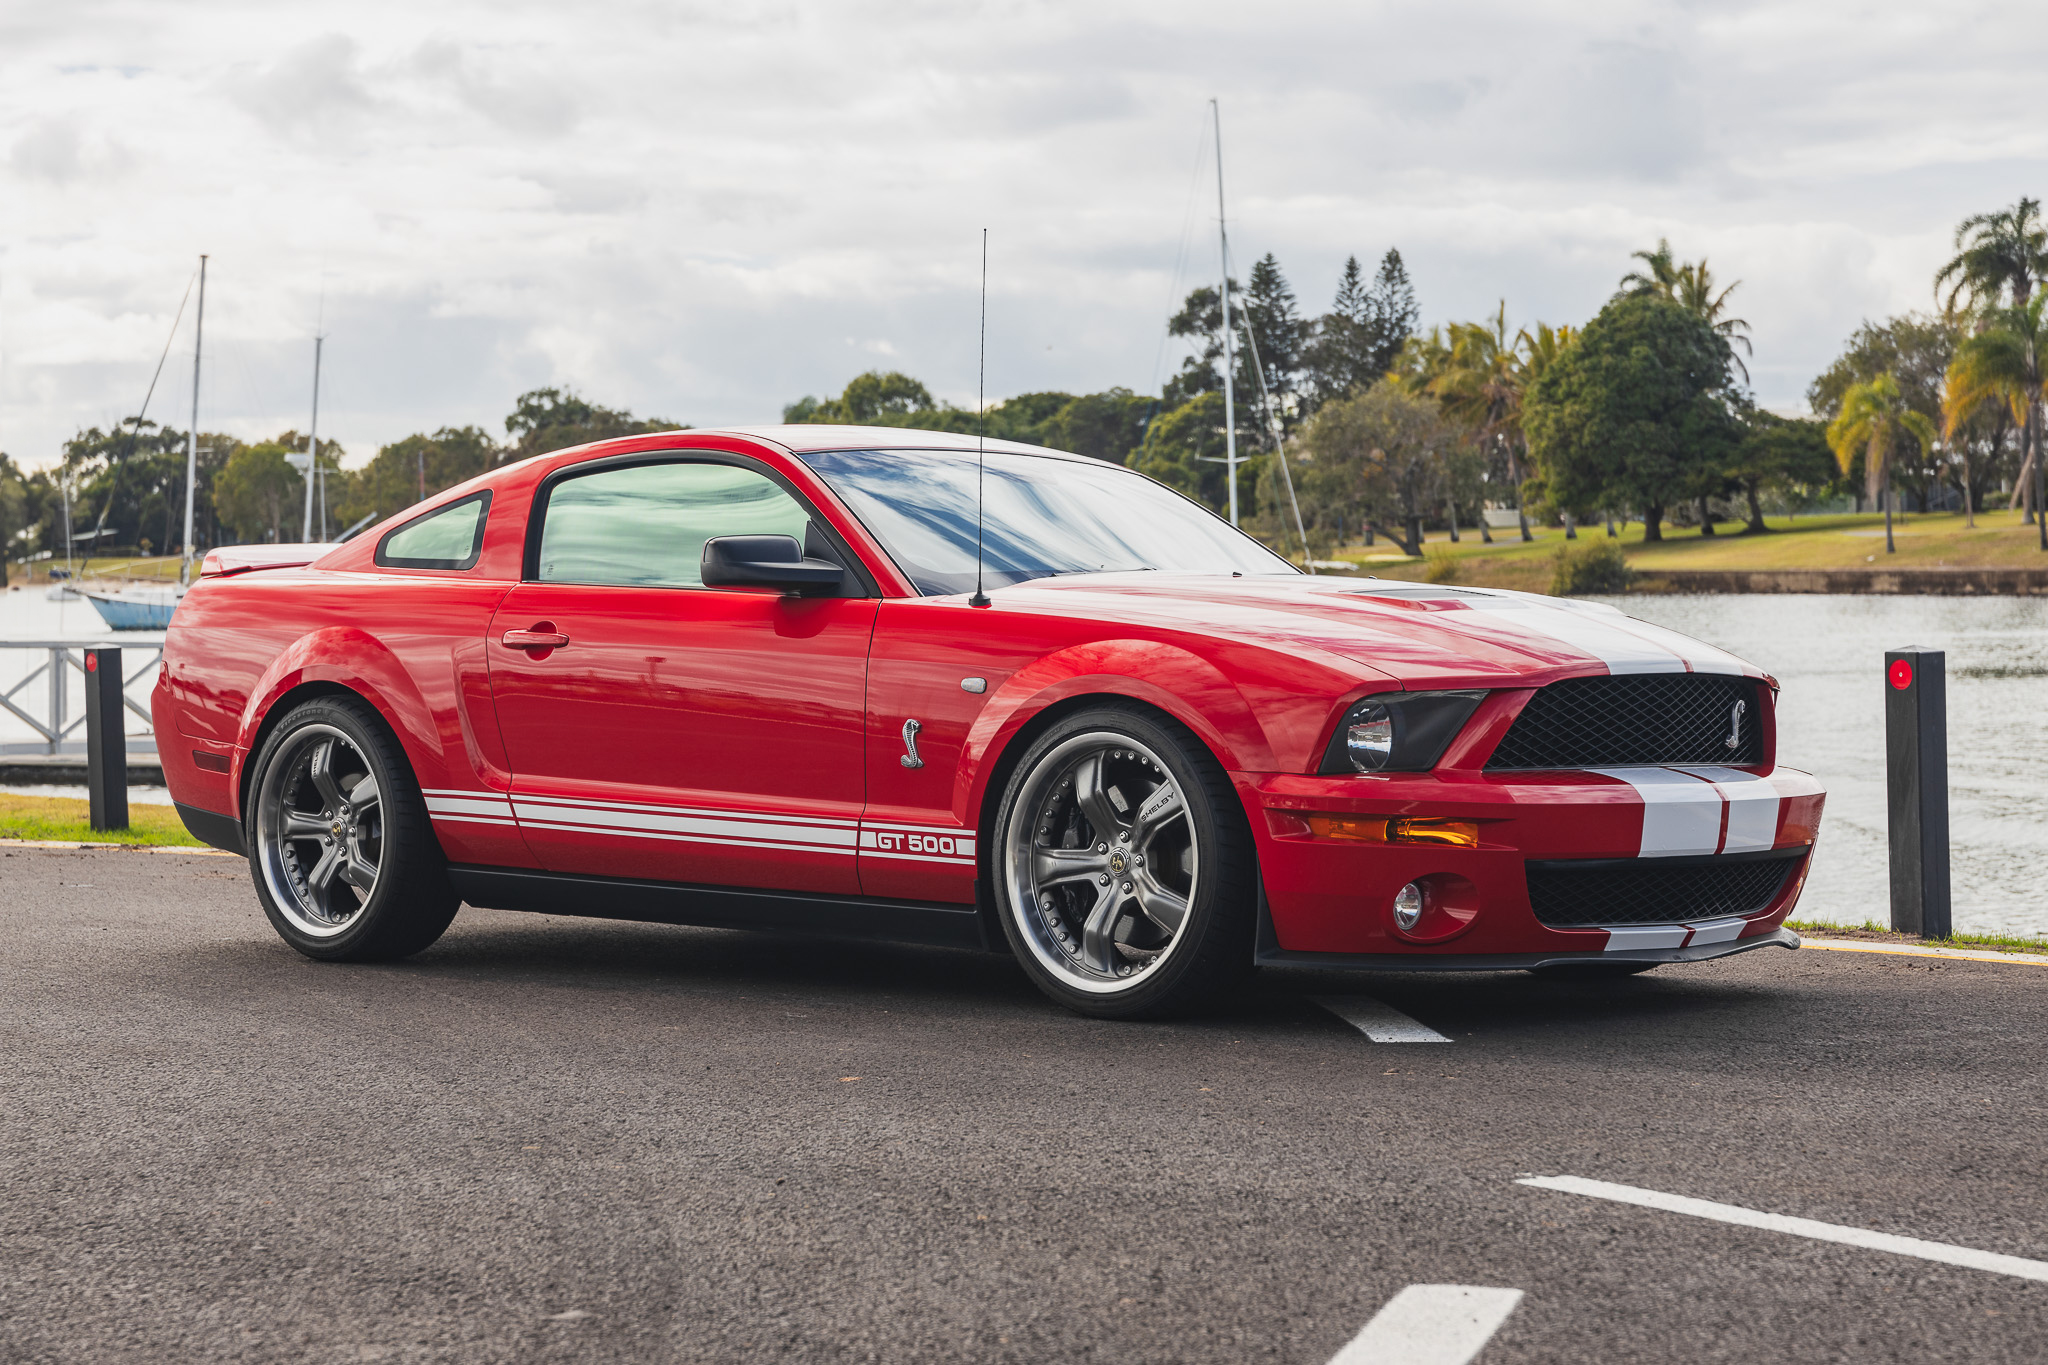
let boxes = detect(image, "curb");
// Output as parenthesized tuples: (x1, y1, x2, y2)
(1800, 937, 2048, 968)
(0, 838, 239, 857)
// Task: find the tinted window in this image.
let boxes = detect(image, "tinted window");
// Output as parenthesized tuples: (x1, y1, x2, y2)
(537, 461, 812, 588)
(377, 493, 489, 570)
(798, 448, 1296, 596)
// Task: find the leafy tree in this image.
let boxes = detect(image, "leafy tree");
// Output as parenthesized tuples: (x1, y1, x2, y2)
(1042, 388, 1155, 464)
(1935, 197, 2046, 312)
(0, 453, 26, 585)
(1163, 281, 1235, 408)
(213, 443, 304, 544)
(1946, 296, 2048, 546)
(1807, 313, 1963, 511)
(1163, 254, 1306, 439)
(1286, 380, 1459, 556)
(1827, 373, 1936, 554)
(1618, 238, 1753, 383)
(503, 387, 681, 462)
(1523, 295, 1741, 542)
(337, 426, 497, 533)
(1131, 391, 1250, 514)
(1727, 409, 1836, 532)
(1430, 303, 1531, 541)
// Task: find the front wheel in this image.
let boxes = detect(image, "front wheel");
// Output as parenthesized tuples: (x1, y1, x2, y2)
(992, 706, 1256, 1019)
(246, 696, 458, 961)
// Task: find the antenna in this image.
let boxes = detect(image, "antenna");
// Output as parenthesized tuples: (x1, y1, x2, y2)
(968, 228, 991, 608)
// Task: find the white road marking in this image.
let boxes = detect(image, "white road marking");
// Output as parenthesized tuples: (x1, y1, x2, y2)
(1519, 1175, 2048, 1284)
(1316, 997, 1452, 1043)
(1799, 938, 2048, 968)
(1327, 1285, 1523, 1365)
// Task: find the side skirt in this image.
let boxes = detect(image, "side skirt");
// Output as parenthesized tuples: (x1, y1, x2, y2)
(446, 864, 997, 953)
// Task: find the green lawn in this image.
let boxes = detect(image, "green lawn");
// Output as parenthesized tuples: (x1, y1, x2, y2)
(1787, 919, 2048, 956)
(1316, 507, 2048, 592)
(0, 794, 207, 847)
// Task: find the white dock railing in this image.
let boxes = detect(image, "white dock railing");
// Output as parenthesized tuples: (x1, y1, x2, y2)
(0, 639, 163, 755)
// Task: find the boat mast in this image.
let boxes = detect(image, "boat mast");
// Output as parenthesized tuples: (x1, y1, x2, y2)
(1212, 99, 1239, 527)
(180, 255, 206, 585)
(302, 331, 323, 541)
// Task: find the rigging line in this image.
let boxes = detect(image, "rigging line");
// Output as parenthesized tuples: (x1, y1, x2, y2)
(969, 228, 991, 609)
(1223, 238, 1312, 571)
(85, 268, 198, 546)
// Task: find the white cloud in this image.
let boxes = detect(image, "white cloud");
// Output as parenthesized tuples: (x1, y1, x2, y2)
(0, 0, 2044, 469)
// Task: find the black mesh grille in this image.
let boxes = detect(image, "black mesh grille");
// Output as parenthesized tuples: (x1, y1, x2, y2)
(1487, 674, 1763, 769)
(1526, 853, 1802, 928)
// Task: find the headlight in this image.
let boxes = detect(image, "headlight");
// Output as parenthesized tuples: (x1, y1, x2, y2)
(1319, 690, 1486, 775)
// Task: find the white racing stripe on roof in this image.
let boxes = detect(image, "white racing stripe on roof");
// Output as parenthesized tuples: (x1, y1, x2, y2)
(1588, 767, 1723, 857)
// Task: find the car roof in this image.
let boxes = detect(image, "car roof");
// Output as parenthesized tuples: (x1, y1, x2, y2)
(717, 424, 1097, 464)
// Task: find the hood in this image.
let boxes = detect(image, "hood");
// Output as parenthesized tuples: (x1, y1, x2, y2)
(993, 573, 1761, 690)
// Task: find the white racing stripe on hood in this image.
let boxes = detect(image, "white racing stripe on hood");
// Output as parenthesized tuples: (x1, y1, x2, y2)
(1462, 598, 1687, 675)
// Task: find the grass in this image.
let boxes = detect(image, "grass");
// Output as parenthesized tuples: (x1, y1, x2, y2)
(1323, 506, 2048, 593)
(1787, 919, 2048, 956)
(11, 554, 184, 585)
(0, 793, 206, 847)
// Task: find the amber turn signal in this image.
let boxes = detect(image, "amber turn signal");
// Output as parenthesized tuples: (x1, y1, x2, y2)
(1306, 814, 1478, 848)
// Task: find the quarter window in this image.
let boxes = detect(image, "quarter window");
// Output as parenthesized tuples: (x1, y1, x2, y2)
(536, 461, 813, 588)
(376, 493, 490, 571)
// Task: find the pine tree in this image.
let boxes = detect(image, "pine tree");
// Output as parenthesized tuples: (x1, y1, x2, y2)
(1365, 248, 1419, 376)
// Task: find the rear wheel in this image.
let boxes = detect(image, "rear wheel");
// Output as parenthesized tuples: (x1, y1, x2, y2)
(993, 706, 1255, 1019)
(246, 696, 458, 961)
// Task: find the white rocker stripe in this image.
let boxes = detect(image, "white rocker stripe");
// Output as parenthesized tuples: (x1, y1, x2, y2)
(511, 792, 853, 830)
(510, 799, 859, 850)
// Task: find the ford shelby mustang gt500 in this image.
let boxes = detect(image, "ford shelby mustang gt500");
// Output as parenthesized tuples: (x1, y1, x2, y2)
(156, 425, 1824, 1017)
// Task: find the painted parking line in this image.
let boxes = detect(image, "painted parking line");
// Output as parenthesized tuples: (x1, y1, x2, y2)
(1519, 1175, 2048, 1284)
(1800, 938, 2048, 968)
(1316, 997, 1452, 1044)
(1327, 1285, 1523, 1365)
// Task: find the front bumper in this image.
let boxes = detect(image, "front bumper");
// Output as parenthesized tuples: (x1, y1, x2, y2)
(1257, 926, 1801, 972)
(1242, 766, 1826, 961)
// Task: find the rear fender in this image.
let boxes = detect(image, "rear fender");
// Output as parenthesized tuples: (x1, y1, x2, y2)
(233, 627, 444, 807)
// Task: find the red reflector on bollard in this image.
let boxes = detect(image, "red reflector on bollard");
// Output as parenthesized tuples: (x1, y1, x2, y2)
(85, 653, 98, 672)
(1888, 659, 1913, 690)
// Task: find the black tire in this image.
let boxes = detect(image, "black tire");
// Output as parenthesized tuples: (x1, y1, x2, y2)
(1532, 961, 1661, 979)
(991, 704, 1256, 1019)
(244, 695, 458, 962)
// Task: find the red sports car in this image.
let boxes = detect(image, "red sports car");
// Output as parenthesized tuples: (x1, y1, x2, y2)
(156, 425, 1824, 1017)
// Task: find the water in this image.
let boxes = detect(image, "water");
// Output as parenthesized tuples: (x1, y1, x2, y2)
(0, 584, 161, 754)
(1600, 594, 2048, 938)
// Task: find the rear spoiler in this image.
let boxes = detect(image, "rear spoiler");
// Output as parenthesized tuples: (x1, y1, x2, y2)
(199, 544, 327, 578)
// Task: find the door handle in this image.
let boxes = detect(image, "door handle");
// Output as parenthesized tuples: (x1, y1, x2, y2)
(501, 626, 571, 651)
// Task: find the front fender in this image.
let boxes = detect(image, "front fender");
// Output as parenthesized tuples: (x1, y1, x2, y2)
(953, 639, 1277, 823)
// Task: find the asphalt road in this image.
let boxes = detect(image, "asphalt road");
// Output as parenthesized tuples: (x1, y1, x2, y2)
(3, 846, 2045, 1363)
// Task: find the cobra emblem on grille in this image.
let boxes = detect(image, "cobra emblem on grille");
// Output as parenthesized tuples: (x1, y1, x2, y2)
(1724, 699, 1745, 751)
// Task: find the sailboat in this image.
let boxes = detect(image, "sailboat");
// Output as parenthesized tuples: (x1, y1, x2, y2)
(82, 256, 207, 632)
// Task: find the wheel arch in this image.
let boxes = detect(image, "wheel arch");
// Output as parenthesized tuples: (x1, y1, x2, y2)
(235, 680, 377, 819)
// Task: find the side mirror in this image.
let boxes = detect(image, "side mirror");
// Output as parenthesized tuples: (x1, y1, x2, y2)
(700, 534, 845, 591)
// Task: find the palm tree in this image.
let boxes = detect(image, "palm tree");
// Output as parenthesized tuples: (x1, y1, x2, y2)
(1432, 304, 1520, 542)
(1619, 239, 1682, 298)
(1935, 198, 2047, 312)
(1946, 296, 2048, 550)
(1828, 373, 1936, 555)
(1619, 240, 1752, 383)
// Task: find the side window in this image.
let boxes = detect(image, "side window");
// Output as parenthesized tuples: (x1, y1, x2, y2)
(536, 461, 813, 588)
(377, 493, 490, 570)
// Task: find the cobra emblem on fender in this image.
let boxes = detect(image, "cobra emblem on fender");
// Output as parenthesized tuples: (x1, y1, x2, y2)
(900, 718, 925, 769)
(1725, 699, 1746, 751)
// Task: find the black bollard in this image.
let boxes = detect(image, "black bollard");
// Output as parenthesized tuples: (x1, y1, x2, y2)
(83, 647, 128, 833)
(1884, 647, 1949, 938)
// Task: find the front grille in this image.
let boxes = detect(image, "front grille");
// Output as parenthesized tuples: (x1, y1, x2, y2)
(1526, 851, 1803, 928)
(1487, 674, 1763, 769)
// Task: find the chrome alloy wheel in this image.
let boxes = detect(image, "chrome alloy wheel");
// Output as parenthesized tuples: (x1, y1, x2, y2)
(254, 725, 384, 938)
(1003, 731, 1201, 994)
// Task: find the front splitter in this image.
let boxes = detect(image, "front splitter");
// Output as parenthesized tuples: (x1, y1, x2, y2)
(1257, 927, 1802, 973)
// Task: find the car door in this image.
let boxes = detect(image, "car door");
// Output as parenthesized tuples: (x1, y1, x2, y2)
(485, 453, 877, 893)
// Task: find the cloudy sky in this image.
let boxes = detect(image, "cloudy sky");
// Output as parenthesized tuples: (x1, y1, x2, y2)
(3, 0, 2044, 471)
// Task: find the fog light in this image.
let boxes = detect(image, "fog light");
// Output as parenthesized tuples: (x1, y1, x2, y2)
(1393, 881, 1425, 932)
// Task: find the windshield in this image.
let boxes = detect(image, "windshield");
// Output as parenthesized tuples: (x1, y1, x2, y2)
(797, 447, 1298, 596)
